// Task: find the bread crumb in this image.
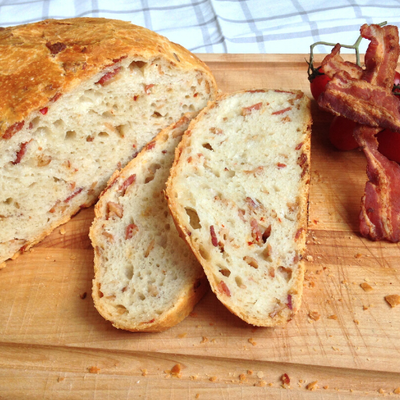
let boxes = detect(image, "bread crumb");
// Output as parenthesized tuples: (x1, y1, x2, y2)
(355, 253, 363, 258)
(257, 371, 264, 378)
(189, 312, 198, 317)
(378, 388, 385, 394)
(57, 377, 65, 382)
(308, 311, 320, 321)
(394, 387, 400, 394)
(306, 381, 318, 391)
(200, 336, 209, 344)
(248, 338, 257, 346)
(247, 370, 253, 375)
(171, 364, 182, 378)
(306, 255, 314, 262)
(280, 373, 290, 387)
(328, 314, 338, 320)
(254, 380, 266, 387)
(323, 385, 329, 390)
(141, 369, 148, 377)
(59, 227, 66, 235)
(209, 376, 217, 382)
(79, 292, 87, 300)
(195, 394, 200, 399)
(177, 332, 187, 338)
(354, 319, 360, 325)
(363, 305, 369, 311)
(239, 373, 247, 382)
(70, 255, 77, 260)
(88, 366, 100, 374)
(190, 375, 198, 380)
(360, 282, 373, 292)
(385, 295, 400, 308)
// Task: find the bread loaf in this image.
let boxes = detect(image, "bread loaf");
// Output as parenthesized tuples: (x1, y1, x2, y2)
(0, 18, 217, 267)
(90, 114, 208, 332)
(166, 89, 312, 326)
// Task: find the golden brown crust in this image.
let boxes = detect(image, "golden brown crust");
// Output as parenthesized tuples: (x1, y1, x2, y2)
(0, 17, 216, 137)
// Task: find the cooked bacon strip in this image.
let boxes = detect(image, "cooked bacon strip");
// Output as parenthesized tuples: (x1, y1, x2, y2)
(351, 25, 400, 241)
(318, 70, 400, 133)
(321, 43, 363, 79)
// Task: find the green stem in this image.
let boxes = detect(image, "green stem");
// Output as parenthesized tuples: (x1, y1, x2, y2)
(307, 21, 387, 76)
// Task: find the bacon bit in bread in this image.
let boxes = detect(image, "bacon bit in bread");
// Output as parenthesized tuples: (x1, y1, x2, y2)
(278, 266, 292, 281)
(144, 84, 154, 94)
(64, 187, 83, 203)
(295, 142, 304, 150)
(280, 373, 290, 386)
(209, 127, 223, 134)
(51, 93, 62, 102)
(360, 282, 374, 292)
(217, 280, 231, 297)
(287, 294, 293, 310)
(242, 102, 263, 116)
(244, 255, 258, 269)
(277, 162, 287, 168)
(96, 67, 121, 86)
(306, 381, 318, 391)
(125, 223, 139, 240)
(272, 106, 291, 115)
(210, 225, 218, 247)
(146, 140, 156, 150)
(219, 268, 231, 277)
(295, 227, 304, 240)
(107, 201, 123, 218)
(12, 140, 32, 165)
(102, 231, 114, 242)
(39, 107, 48, 115)
(119, 174, 136, 195)
(3, 121, 24, 139)
(250, 218, 263, 244)
(385, 294, 400, 308)
(268, 266, 275, 278)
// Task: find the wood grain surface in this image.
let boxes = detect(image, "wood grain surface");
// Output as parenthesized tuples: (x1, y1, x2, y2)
(1, 54, 400, 399)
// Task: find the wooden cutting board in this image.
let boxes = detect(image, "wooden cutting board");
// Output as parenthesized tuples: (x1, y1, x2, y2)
(1, 54, 400, 399)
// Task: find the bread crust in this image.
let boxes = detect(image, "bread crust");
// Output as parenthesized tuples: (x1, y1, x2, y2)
(0, 17, 217, 138)
(166, 89, 312, 327)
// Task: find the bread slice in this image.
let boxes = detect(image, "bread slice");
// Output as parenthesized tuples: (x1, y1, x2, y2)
(0, 18, 217, 267)
(90, 114, 208, 332)
(166, 89, 312, 327)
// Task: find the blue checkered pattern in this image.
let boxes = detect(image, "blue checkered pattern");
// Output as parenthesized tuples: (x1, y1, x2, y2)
(0, 0, 399, 54)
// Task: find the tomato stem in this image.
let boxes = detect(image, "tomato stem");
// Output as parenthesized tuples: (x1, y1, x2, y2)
(307, 21, 387, 78)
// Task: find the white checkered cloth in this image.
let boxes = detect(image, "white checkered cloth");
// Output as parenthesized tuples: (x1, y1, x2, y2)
(0, 0, 399, 55)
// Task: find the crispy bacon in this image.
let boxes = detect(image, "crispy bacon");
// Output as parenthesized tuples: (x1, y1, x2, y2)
(318, 70, 400, 133)
(321, 43, 363, 79)
(96, 67, 121, 86)
(119, 174, 136, 195)
(320, 24, 400, 241)
(12, 140, 32, 165)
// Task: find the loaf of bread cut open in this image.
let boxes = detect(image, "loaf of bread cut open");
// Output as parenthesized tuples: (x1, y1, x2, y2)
(90, 114, 208, 332)
(166, 89, 312, 326)
(0, 18, 217, 267)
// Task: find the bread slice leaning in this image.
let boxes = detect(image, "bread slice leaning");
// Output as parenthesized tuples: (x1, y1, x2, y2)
(0, 18, 217, 267)
(90, 114, 208, 332)
(166, 89, 312, 327)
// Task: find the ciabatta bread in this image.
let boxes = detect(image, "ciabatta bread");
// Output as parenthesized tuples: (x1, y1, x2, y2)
(90, 114, 208, 332)
(166, 89, 312, 327)
(0, 18, 217, 267)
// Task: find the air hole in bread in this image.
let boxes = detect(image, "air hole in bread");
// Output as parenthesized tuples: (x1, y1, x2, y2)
(165, 223, 170, 231)
(129, 60, 147, 72)
(116, 124, 128, 138)
(262, 225, 272, 243)
(219, 268, 231, 277)
(53, 119, 65, 129)
(65, 130, 77, 140)
(30, 116, 40, 129)
(152, 111, 162, 118)
(102, 111, 113, 119)
(98, 131, 109, 137)
(202, 143, 213, 151)
(125, 265, 133, 280)
(4, 198, 13, 205)
(235, 276, 246, 289)
(278, 266, 292, 282)
(185, 207, 201, 229)
(261, 243, 272, 262)
(225, 169, 235, 178)
(115, 304, 128, 315)
(198, 245, 210, 261)
(138, 293, 146, 301)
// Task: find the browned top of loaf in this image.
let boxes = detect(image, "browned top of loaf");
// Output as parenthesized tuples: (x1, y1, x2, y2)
(0, 17, 215, 137)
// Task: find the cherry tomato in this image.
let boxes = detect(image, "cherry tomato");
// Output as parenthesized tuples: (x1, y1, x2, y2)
(328, 116, 359, 151)
(309, 67, 332, 101)
(377, 129, 400, 163)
